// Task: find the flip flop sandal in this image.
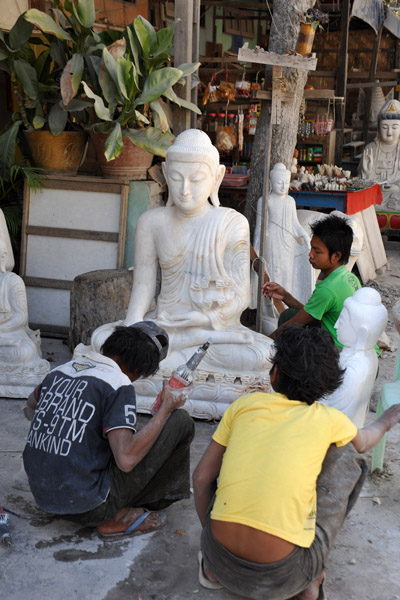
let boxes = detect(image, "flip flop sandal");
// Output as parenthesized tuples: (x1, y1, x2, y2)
(97, 509, 167, 539)
(198, 551, 224, 590)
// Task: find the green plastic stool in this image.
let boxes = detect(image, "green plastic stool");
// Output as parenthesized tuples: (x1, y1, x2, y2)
(370, 345, 400, 472)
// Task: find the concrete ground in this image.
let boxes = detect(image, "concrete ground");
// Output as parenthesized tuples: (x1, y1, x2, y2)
(1, 239, 399, 600)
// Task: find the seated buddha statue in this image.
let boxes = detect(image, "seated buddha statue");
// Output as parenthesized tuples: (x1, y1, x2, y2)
(0, 238, 50, 398)
(359, 98, 400, 212)
(88, 130, 273, 417)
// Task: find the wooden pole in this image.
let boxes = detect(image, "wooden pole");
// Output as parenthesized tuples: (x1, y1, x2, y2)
(256, 105, 272, 333)
(174, 0, 194, 134)
(191, 0, 201, 129)
(334, 0, 351, 166)
(362, 23, 384, 144)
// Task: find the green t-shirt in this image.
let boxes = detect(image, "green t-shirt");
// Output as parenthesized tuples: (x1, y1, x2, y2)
(304, 265, 361, 348)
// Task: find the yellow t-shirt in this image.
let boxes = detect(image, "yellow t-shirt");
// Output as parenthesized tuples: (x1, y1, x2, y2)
(211, 392, 357, 548)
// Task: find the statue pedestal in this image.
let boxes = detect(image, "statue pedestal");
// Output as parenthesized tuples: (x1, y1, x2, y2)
(0, 360, 50, 399)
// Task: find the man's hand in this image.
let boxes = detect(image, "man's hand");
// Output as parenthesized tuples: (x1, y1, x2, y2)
(159, 380, 190, 413)
(262, 282, 287, 301)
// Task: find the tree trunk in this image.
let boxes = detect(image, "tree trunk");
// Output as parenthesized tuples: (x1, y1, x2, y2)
(245, 0, 316, 237)
(69, 269, 133, 351)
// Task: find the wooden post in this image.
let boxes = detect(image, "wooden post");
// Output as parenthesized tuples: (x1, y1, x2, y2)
(173, 0, 194, 134)
(362, 23, 384, 144)
(334, 0, 351, 166)
(191, 0, 201, 129)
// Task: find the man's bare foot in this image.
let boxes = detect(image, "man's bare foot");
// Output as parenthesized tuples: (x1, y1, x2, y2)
(97, 507, 166, 537)
(296, 571, 325, 600)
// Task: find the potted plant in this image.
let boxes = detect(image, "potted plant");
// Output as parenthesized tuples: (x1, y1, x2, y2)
(0, 0, 101, 175)
(81, 16, 201, 179)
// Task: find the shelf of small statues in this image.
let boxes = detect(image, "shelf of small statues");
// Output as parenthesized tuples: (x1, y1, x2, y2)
(289, 182, 383, 215)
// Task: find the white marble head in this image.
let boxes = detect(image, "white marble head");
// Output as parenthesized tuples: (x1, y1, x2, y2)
(378, 99, 400, 146)
(163, 129, 225, 209)
(335, 287, 387, 350)
(270, 162, 290, 195)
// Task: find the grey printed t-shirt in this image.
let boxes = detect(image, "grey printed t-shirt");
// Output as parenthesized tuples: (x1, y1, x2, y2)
(23, 351, 136, 514)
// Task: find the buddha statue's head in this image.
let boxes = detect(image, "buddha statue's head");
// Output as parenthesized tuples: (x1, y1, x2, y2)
(163, 129, 225, 212)
(335, 287, 387, 351)
(378, 99, 400, 146)
(270, 162, 291, 196)
(0, 239, 8, 274)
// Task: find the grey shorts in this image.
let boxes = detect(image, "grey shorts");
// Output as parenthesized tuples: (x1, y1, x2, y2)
(201, 443, 367, 600)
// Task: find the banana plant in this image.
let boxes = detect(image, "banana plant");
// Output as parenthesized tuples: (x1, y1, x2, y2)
(0, 0, 101, 136)
(82, 16, 201, 159)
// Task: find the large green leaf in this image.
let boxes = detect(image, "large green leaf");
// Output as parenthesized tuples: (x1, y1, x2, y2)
(60, 53, 84, 105)
(175, 62, 201, 79)
(134, 67, 182, 107)
(116, 55, 130, 100)
(14, 59, 38, 100)
(0, 50, 8, 61)
(125, 26, 142, 76)
(50, 41, 67, 69)
(102, 46, 119, 89)
(9, 14, 34, 51)
(98, 60, 118, 105)
(34, 48, 51, 81)
(150, 100, 169, 133)
(48, 102, 68, 135)
(104, 122, 123, 160)
(154, 20, 178, 58)
(25, 9, 72, 41)
(124, 127, 174, 157)
(76, 0, 95, 28)
(162, 86, 201, 114)
(0, 121, 21, 179)
(134, 16, 157, 58)
(82, 81, 111, 121)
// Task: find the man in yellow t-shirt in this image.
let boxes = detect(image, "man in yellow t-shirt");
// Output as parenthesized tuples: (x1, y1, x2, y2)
(193, 326, 400, 600)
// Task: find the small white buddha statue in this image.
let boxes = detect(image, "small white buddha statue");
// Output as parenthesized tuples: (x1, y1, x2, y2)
(86, 130, 273, 418)
(359, 98, 400, 212)
(319, 287, 387, 428)
(0, 238, 50, 398)
(265, 163, 314, 305)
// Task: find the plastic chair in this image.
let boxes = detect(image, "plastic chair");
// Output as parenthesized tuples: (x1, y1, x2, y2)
(370, 344, 400, 472)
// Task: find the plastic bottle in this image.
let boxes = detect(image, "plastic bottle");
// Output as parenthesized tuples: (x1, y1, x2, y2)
(151, 339, 212, 414)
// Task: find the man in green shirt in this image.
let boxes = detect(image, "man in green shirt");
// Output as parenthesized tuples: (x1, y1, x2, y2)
(263, 214, 360, 348)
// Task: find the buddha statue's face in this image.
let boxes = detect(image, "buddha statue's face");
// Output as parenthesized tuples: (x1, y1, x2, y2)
(164, 160, 216, 215)
(271, 171, 290, 196)
(335, 305, 357, 348)
(379, 119, 400, 146)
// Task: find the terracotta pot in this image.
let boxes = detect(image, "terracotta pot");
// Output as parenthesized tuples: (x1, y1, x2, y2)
(90, 131, 153, 180)
(295, 22, 316, 56)
(24, 130, 87, 176)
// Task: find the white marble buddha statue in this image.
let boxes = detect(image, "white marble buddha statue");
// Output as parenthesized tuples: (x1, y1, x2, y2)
(319, 287, 387, 428)
(89, 129, 273, 418)
(0, 238, 50, 398)
(359, 98, 400, 212)
(265, 162, 314, 305)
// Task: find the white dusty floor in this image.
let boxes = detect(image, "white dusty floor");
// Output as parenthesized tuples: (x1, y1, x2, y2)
(0, 239, 399, 600)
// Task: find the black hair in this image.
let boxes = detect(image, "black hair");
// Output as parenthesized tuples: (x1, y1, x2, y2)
(310, 214, 353, 264)
(270, 326, 345, 405)
(101, 326, 161, 378)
